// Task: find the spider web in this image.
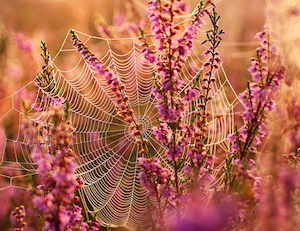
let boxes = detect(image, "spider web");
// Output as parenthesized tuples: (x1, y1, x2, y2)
(0, 2, 243, 230)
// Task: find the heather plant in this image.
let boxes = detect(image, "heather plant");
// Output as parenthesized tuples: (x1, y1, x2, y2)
(21, 98, 102, 230)
(18, 102, 102, 230)
(30, 108, 84, 231)
(225, 27, 285, 192)
(21, 43, 103, 231)
(137, 0, 227, 228)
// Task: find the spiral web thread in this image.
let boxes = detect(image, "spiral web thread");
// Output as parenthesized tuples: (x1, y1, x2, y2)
(0, 2, 243, 230)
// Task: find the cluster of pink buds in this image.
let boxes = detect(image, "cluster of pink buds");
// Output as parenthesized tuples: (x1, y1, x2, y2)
(138, 157, 174, 198)
(138, 157, 175, 227)
(11, 205, 27, 231)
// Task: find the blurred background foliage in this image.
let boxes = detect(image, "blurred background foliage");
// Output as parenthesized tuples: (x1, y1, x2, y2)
(0, 0, 264, 61)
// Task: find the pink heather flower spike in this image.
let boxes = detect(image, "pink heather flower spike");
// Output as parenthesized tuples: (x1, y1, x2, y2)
(182, 4, 224, 193)
(227, 27, 285, 190)
(70, 30, 148, 155)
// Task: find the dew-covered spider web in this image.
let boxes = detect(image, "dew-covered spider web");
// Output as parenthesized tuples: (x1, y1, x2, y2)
(0, 1, 245, 230)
